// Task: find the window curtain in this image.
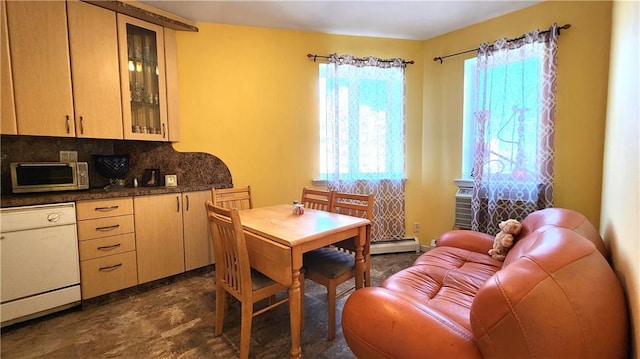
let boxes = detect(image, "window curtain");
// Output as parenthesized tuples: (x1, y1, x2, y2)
(323, 54, 406, 242)
(471, 24, 558, 234)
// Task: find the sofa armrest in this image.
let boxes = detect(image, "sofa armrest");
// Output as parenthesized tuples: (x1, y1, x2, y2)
(342, 287, 482, 359)
(436, 230, 495, 254)
(470, 228, 629, 358)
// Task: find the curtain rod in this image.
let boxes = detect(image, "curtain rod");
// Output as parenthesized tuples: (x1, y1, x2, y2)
(307, 53, 414, 65)
(433, 23, 571, 64)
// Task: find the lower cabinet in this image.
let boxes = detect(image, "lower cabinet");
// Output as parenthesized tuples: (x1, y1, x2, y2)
(76, 190, 214, 297)
(76, 198, 138, 299)
(182, 190, 214, 270)
(134, 193, 185, 284)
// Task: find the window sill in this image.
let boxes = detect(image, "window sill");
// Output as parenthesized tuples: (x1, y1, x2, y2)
(312, 179, 328, 187)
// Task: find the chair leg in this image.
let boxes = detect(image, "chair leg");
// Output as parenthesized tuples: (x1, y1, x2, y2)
(327, 281, 337, 341)
(365, 263, 371, 287)
(239, 301, 253, 359)
(215, 286, 226, 336)
(226, 292, 233, 309)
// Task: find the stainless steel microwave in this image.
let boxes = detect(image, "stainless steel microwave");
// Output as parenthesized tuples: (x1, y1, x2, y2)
(10, 162, 89, 193)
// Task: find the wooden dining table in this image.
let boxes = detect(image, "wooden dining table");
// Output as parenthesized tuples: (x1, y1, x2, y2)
(238, 204, 371, 359)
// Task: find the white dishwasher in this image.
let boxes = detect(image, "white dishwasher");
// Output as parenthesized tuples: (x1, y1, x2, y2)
(1, 202, 81, 327)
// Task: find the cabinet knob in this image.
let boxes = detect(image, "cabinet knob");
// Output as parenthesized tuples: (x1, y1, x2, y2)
(65, 115, 70, 133)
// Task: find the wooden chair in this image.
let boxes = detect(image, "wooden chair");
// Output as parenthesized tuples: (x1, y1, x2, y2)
(303, 192, 374, 340)
(301, 187, 334, 211)
(211, 186, 253, 210)
(205, 202, 290, 359)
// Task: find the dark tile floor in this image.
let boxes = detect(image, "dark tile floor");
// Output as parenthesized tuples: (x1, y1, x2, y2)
(1, 252, 421, 359)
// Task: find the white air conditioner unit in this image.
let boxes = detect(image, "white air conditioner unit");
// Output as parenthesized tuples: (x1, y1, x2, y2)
(454, 179, 473, 230)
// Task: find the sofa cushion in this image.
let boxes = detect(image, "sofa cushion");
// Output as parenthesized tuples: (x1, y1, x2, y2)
(381, 246, 501, 331)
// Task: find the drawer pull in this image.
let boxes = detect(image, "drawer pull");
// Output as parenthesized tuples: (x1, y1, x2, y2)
(96, 224, 120, 231)
(97, 243, 121, 251)
(99, 263, 122, 272)
(95, 205, 119, 212)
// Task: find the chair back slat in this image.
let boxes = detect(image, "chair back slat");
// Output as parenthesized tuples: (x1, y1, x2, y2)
(301, 187, 334, 211)
(212, 186, 253, 210)
(331, 192, 374, 221)
(330, 192, 374, 252)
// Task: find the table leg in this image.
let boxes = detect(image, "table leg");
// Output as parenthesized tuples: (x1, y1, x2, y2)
(354, 225, 366, 289)
(289, 268, 302, 359)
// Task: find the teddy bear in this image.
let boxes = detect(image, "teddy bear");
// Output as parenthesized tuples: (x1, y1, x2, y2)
(488, 219, 523, 261)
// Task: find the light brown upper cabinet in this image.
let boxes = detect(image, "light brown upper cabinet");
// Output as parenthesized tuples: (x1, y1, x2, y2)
(118, 14, 169, 141)
(1, 0, 16, 135)
(5, 1, 123, 139)
(6, 1, 75, 137)
(164, 28, 180, 142)
(67, 0, 123, 139)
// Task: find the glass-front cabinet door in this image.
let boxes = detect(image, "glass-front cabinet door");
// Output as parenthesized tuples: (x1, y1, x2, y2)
(117, 14, 168, 141)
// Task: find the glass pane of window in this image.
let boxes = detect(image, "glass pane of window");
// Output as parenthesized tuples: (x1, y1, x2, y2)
(319, 64, 404, 180)
(462, 43, 544, 182)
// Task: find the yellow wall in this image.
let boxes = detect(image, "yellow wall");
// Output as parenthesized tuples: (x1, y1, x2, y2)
(420, 0, 613, 242)
(602, 1, 639, 356)
(172, 2, 612, 246)
(173, 25, 424, 233)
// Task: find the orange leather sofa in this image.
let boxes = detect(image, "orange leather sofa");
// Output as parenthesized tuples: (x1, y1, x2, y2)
(342, 208, 629, 358)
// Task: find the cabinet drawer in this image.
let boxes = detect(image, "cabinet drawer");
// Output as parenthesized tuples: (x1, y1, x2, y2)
(78, 233, 136, 261)
(77, 215, 134, 241)
(76, 198, 133, 220)
(80, 251, 137, 299)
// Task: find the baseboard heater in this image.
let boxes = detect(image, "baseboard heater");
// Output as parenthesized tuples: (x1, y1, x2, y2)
(370, 237, 420, 255)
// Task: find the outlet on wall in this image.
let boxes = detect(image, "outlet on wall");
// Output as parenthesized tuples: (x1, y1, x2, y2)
(412, 222, 420, 233)
(59, 151, 78, 163)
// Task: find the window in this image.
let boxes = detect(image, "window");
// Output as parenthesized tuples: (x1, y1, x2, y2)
(462, 43, 545, 182)
(318, 63, 405, 181)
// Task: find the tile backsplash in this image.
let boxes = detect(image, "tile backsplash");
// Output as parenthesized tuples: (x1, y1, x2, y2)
(1, 135, 232, 194)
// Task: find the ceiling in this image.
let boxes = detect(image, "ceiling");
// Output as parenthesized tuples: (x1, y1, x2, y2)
(139, 1, 542, 41)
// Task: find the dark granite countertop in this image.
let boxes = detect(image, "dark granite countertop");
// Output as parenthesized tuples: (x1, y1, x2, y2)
(1, 184, 219, 208)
